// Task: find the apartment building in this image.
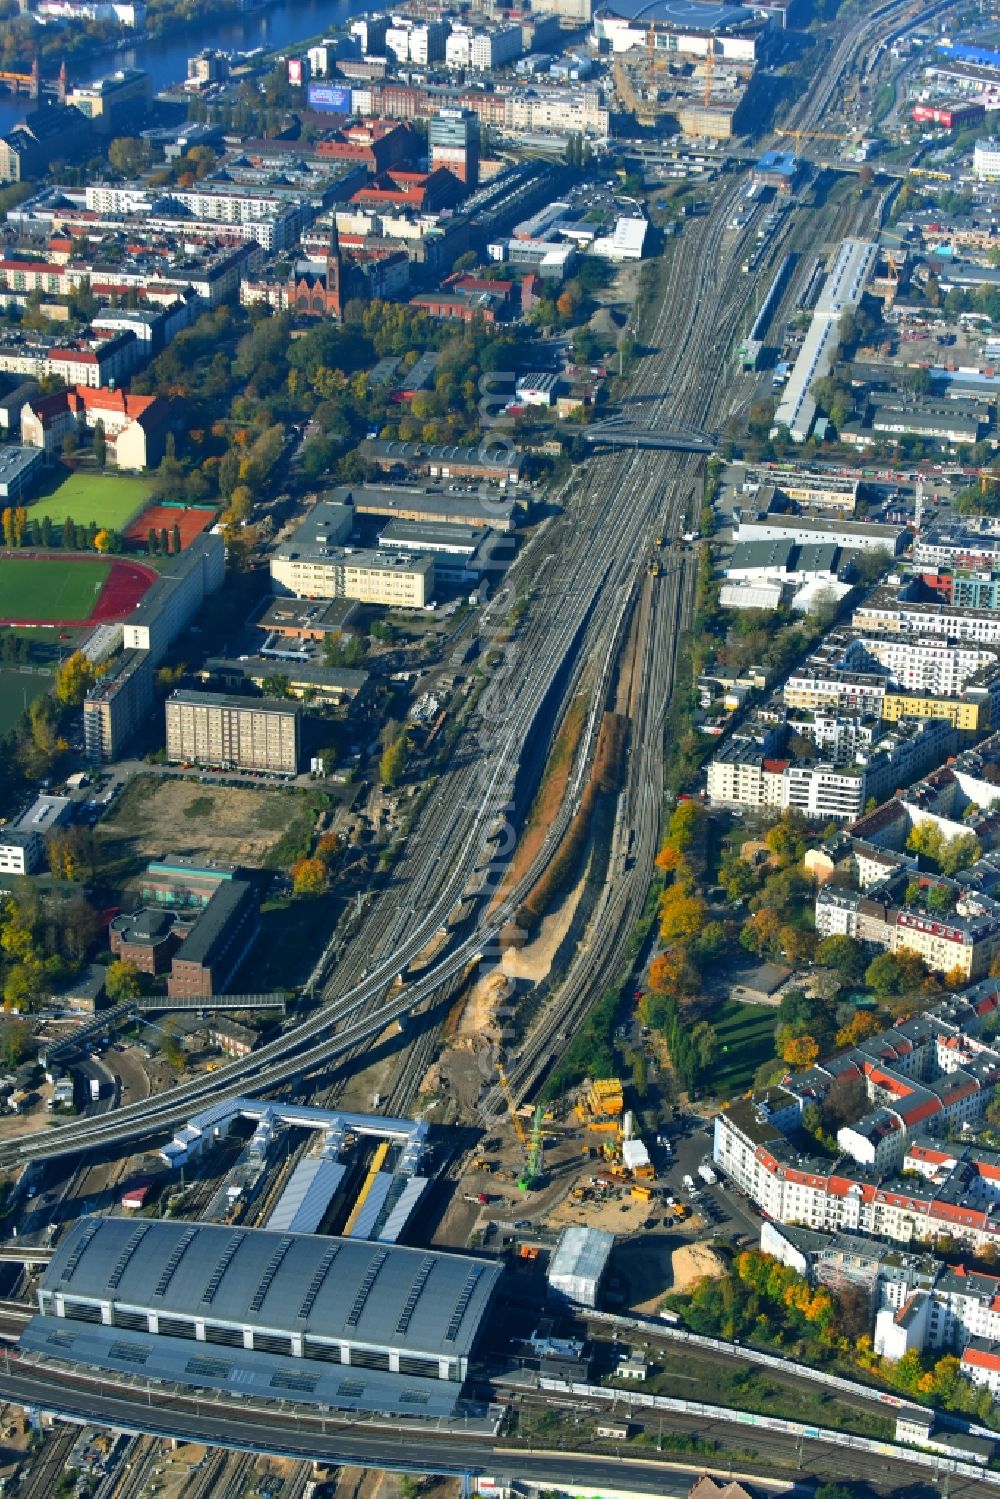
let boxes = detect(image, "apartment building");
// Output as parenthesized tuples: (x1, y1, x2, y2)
(713, 1000, 1000, 1256)
(122, 534, 225, 663)
(854, 588, 1000, 644)
(709, 717, 955, 824)
(894, 902, 1000, 982)
(0, 332, 139, 389)
(83, 534, 226, 763)
(0, 830, 43, 877)
(0, 242, 258, 311)
(385, 19, 450, 64)
(915, 529, 1000, 573)
(82, 649, 154, 764)
(505, 88, 609, 137)
(83, 183, 312, 250)
(783, 664, 887, 717)
(760, 1217, 1000, 1388)
(881, 688, 993, 733)
(445, 24, 522, 70)
(860, 634, 1000, 695)
(165, 692, 300, 774)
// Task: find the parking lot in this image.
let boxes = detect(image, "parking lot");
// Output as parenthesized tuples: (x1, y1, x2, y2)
(655, 1112, 761, 1243)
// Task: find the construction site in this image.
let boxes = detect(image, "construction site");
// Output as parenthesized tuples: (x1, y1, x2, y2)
(603, 5, 766, 139)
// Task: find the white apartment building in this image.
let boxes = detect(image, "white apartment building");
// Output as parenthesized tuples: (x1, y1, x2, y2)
(0, 831, 42, 877)
(854, 595, 1000, 646)
(385, 19, 449, 64)
(974, 138, 1000, 179)
(791, 712, 878, 765)
(83, 184, 307, 250)
(446, 24, 522, 69)
(860, 635, 1000, 696)
(122, 534, 226, 664)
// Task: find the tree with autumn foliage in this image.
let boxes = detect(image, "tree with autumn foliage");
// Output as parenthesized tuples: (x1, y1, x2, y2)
(291, 857, 328, 896)
(658, 883, 706, 944)
(654, 841, 684, 874)
(834, 1009, 883, 1048)
(740, 907, 783, 958)
(781, 1033, 819, 1068)
(54, 650, 99, 707)
(315, 834, 342, 866)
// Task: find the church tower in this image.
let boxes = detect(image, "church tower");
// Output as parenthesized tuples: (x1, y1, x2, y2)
(326, 220, 342, 319)
(58, 60, 68, 104)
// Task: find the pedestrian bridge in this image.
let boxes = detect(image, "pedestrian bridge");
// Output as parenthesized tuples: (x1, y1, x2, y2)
(582, 417, 715, 452)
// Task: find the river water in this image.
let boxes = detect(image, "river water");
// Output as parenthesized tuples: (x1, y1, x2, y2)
(0, 0, 370, 139)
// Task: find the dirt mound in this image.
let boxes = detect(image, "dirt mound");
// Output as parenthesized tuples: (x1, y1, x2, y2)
(671, 1242, 726, 1293)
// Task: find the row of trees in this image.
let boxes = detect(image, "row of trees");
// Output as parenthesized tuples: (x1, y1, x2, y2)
(147, 524, 183, 557)
(2, 511, 120, 554)
(640, 800, 727, 1095)
(672, 1250, 995, 1423)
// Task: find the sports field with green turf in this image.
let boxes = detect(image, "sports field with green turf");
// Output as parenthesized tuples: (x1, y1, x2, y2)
(30, 471, 152, 535)
(709, 998, 778, 1098)
(0, 557, 112, 622)
(0, 669, 50, 736)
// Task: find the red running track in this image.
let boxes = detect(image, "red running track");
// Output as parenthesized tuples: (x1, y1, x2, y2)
(0, 555, 157, 629)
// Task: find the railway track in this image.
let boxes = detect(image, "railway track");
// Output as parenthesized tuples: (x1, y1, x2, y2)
(16, 1423, 78, 1499)
(0, 0, 941, 1177)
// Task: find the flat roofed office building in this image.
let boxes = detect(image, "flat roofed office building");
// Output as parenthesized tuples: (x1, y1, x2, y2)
(165, 691, 300, 773)
(271, 545, 435, 609)
(29, 1216, 502, 1416)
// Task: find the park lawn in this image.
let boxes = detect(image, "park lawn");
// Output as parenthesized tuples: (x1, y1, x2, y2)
(0, 668, 50, 735)
(30, 471, 152, 535)
(0, 556, 112, 622)
(709, 998, 778, 1098)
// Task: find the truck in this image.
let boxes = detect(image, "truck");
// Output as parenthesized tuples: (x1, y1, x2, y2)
(682, 1173, 696, 1191)
(698, 1163, 718, 1186)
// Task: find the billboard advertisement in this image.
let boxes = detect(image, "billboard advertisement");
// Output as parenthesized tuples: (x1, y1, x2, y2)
(308, 82, 351, 113)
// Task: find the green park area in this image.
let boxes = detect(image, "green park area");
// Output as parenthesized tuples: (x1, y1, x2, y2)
(29, 471, 152, 536)
(0, 557, 112, 623)
(709, 999, 779, 1097)
(0, 669, 50, 736)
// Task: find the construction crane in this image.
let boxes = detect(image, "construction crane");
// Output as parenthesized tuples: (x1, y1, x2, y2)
(497, 1062, 529, 1152)
(520, 1105, 545, 1191)
(878, 248, 902, 308)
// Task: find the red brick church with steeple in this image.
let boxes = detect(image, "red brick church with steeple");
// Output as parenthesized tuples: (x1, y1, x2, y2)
(289, 223, 342, 319)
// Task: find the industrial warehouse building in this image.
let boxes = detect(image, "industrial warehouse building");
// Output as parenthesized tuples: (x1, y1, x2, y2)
(26, 1216, 502, 1418)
